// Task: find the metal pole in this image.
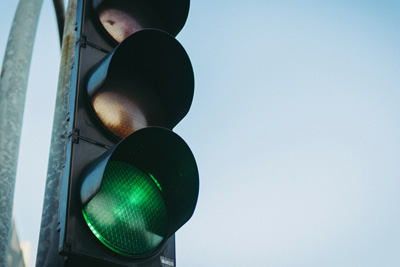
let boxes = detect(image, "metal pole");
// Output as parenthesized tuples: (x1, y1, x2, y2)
(36, 0, 77, 266)
(0, 0, 43, 266)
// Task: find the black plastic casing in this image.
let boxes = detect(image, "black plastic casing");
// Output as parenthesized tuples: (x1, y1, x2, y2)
(57, 0, 195, 266)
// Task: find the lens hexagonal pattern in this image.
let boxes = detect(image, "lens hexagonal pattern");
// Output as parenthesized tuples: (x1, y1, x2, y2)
(82, 161, 168, 256)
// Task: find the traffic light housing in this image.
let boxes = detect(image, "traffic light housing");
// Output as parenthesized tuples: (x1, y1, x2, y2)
(58, 0, 198, 265)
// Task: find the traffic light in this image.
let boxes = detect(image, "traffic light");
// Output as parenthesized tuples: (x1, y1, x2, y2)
(57, 0, 199, 266)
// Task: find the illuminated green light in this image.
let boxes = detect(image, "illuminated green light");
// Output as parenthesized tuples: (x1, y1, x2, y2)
(82, 161, 168, 256)
(149, 173, 162, 192)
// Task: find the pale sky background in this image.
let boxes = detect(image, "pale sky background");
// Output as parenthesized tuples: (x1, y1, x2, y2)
(1, 0, 400, 266)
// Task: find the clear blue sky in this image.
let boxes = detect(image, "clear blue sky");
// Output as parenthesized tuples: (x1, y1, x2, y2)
(1, 0, 400, 266)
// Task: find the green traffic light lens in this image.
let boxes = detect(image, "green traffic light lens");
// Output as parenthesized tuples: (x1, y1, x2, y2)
(82, 161, 168, 256)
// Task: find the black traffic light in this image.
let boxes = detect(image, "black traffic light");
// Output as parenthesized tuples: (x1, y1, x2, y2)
(58, 0, 198, 266)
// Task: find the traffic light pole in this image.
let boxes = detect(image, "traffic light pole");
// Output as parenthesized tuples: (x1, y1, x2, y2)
(0, 0, 43, 266)
(36, 0, 77, 266)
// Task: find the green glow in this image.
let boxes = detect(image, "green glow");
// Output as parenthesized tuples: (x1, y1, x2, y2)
(82, 161, 168, 256)
(149, 173, 163, 192)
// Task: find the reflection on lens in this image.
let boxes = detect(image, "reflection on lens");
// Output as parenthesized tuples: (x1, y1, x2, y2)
(91, 89, 147, 139)
(98, 8, 143, 43)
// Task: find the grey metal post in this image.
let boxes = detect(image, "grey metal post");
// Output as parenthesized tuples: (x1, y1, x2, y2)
(35, 0, 77, 266)
(0, 0, 43, 266)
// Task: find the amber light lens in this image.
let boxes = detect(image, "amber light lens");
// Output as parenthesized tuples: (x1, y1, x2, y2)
(91, 89, 147, 139)
(91, 84, 166, 139)
(86, 29, 194, 139)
